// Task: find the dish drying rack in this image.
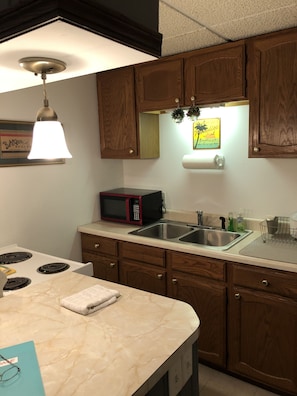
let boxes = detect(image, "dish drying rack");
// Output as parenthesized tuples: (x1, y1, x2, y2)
(260, 217, 297, 244)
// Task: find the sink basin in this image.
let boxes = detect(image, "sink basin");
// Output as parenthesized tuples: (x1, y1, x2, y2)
(179, 228, 240, 247)
(130, 222, 194, 239)
(129, 221, 252, 250)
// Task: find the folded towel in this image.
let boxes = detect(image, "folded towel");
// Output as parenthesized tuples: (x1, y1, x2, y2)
(60, 284, 120, 315)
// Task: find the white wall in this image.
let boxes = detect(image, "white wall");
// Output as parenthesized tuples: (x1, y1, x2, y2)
(123, 105, 297, 220)
(0, 74, 123, 260)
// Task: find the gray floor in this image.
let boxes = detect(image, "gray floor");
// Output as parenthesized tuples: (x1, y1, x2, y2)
(199, 364, 280, 396)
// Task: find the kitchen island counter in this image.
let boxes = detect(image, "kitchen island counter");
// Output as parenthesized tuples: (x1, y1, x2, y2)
(0, 272, 199, 396)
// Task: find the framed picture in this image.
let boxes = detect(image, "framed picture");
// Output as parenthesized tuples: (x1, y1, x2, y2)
(193, 118, 221, 149)
(0, 120, 64, 166)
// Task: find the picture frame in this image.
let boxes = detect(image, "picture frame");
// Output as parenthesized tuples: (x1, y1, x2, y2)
(0, 120, 65, 166)
(193, 118, 221, 149)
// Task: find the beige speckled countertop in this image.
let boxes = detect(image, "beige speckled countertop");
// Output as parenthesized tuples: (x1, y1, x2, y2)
(78, 220, 297, 274)
(0, 272, 199, 396)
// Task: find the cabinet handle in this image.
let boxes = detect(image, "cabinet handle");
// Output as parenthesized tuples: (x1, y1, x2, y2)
(94, 243, 100, 248)
(129, 148, 134, 154)
(190, 96, 196, 102)
(262, 279, 269, 286)
(172, 278, 177, 284)
(234, 293, 240, 299)
(174, 98, 180, 105)
(157, 273, 163, 280)
(253, 147, 260, 152)
(109, 262, 116, 268)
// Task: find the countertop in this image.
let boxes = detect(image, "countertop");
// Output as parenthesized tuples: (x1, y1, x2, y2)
(0, 272, 199, 396)
(78, 221, 297, 274)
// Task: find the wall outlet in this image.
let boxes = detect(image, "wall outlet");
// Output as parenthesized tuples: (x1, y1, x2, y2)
(181, 346, 193, 384)
(168, 357, 183, 396)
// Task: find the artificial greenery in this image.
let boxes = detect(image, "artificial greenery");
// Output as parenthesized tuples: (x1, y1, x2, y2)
(171, 108, 185, 123)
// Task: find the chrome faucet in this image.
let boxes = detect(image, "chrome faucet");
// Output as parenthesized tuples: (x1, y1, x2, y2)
(197, 210, 203, 226)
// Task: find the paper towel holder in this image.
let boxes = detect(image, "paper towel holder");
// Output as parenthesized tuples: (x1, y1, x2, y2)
(182, 154, 225, 169)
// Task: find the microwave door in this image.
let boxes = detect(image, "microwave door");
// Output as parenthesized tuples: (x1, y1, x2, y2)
(101, 196, 128, 221)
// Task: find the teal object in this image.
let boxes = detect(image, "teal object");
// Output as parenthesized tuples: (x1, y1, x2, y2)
(0, 341, 45, 396)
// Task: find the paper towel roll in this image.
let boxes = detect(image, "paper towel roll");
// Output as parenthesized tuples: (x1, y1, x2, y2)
(182, 154, 224, 169)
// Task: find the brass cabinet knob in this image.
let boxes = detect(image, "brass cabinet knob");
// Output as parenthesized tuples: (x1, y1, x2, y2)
(253, 147, 260, 152)
(172, 278, 177, 284)
(234, 293, 240, 299)
(109, 262, 116, 268)
(262, 279, 269, 286)
(94, 243, 100, 248)
(157, 273, 163, 280)
(129, 148, 134, 154)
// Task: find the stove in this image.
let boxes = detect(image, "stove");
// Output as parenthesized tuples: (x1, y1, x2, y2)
(0, 244, 93, 296)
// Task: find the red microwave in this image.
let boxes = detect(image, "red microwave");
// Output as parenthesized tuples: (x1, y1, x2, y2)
(100, 188, 163, 225)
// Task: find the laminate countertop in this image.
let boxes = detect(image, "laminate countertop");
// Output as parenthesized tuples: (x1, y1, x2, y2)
(78, 221, 297, 274)
(0, 272, 199, 396)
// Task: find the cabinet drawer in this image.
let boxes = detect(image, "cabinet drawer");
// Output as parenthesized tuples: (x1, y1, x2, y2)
(120, 241, 165, 267)
(81, 233, 118, 256)
(232, 264, 297, 299)
(168, 251, 226, 281)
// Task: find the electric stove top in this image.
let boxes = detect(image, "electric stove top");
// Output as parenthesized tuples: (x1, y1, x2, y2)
(0, 244, 93, 296)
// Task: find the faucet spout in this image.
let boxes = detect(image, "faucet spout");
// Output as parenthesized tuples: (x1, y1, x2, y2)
(197, 210, 203, 226)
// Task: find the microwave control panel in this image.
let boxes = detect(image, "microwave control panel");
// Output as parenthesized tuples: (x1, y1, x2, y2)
(131, 198, 140, 221)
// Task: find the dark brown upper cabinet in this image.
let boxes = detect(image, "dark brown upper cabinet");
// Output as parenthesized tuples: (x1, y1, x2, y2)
(183, 41, 246, 106)
(248, 27, 297, 158)
(135, 57, 184, 112)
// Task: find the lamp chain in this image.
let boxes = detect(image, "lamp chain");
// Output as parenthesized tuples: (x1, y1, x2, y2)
(41, 71, 49, 107)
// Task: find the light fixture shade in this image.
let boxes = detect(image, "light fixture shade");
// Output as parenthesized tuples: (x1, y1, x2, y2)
(28, 121, 72, 159)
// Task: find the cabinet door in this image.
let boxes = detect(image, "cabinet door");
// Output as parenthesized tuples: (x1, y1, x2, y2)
(82, 251, 119, 283)
(97, 66, 138, 158)
(248, 27, 297, 157)
(170, 271, 227, 368)
(135, 57, 184, 111)
(120, 260, 166, 296)
(228, 286, 297, 395)
(184, 41, 246, 105)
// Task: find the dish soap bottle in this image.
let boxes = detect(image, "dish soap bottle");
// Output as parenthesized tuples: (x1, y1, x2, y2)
(236, 212, 246, 232)
(227, 212, 234, 231)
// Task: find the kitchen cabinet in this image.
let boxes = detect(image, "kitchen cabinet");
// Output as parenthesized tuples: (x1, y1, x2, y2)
(248, 27, 297, 157)
(81, 233, 119, 282)
(184, 41, 246, 106)
(119, 241, 166, 295)
(135, 41, 246, 112)
(135, 57, 184, 111)
(96, 66, 159, 159)
(167, 251, 227, 368)
(228, 263, 297, 395)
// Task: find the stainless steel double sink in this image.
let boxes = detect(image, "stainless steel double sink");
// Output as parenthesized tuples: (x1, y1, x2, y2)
(129, 220, 252, 251)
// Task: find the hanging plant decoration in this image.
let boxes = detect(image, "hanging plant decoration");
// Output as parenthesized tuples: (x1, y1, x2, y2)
(171, 107, 185, 123)
(187, 96, 200, 121)
(186, 105, 200, 121)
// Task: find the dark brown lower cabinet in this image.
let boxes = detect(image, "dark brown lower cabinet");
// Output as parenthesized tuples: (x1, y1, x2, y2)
(119, 241, 166, 296)
(167, 251, 227, 368)
(120, 259, 166, 295)
(228, 264, 297, 395)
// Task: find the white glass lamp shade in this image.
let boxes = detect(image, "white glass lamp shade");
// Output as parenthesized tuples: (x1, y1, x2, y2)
(28, 121, 72, 159)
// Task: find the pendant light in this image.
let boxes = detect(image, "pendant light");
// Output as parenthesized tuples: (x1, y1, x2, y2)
(19, 57, 72, 159)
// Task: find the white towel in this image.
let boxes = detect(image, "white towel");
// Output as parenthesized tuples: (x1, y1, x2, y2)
(60, 284, 120, 315)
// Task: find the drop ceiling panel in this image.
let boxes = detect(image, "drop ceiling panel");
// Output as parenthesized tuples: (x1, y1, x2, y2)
(160, 0, 297, 55)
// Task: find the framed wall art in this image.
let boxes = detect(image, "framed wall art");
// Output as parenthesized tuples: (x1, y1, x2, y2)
(193, 118, 221, 149)
(0, 120, 64, 166)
